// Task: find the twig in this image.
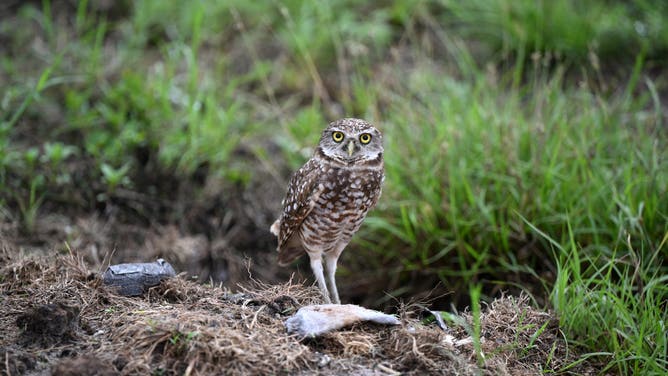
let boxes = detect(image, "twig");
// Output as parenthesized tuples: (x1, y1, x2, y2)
(249, 305, 266, 330)
(5, 350, 11, 376)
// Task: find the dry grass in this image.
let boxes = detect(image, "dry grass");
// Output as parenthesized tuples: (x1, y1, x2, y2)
(0, 250, 591, 375)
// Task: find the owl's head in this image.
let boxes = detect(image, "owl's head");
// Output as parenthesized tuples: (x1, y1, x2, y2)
(318, 118, 383, 164)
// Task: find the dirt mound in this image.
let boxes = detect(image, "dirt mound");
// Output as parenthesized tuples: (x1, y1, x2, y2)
(15, 302, 81, 346)
(0, 250, 591, 375)
(51, 355, 117, 376)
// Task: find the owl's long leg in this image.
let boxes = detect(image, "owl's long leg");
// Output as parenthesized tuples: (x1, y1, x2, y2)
(324, 253, 340, 304)
(309, 254, 331, 304)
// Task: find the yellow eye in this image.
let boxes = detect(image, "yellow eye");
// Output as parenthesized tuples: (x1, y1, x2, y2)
(359, 133, 372, 144)
(332, 131, 344, 143)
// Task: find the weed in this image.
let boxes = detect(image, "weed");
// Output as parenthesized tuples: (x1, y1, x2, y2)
(167, 330, 199, 357)
(469, 283, 484, 367)
(100, 163, 131, 193)
(15, 176, 45, 234)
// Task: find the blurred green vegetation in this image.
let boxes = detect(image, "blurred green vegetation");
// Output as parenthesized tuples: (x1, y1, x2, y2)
(1, 0, 666, 374)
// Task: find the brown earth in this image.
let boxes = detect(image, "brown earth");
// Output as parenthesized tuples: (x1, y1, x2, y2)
(0, 234, 598, 375)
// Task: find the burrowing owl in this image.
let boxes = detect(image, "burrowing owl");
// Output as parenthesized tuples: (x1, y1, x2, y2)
(270, 118, 384, 304)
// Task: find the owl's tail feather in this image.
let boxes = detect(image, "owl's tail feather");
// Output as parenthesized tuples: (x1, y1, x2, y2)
(273, 219, 306, 265)
(277, 246, 305, 266)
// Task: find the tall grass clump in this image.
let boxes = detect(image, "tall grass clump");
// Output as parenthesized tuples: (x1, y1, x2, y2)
(358, 55, 665, 291)
(536, 221, 667, 374)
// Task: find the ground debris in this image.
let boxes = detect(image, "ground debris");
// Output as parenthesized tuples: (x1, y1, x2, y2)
(102, 258, 176, 296)
(285, 304, 400, 337)
(0, 252, 591, 375)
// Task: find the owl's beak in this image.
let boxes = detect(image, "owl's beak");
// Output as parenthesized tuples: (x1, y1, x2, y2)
(347, 141, 355, 157)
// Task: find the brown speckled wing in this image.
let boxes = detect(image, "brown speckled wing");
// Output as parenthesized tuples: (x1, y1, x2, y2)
(368, 167, 385, 210)
(276, 158, 323, 264)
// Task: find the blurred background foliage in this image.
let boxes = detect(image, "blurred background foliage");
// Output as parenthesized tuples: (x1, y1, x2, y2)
(1, 1, 666, 373)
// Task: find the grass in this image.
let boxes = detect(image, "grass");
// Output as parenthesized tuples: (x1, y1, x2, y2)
(350, 46, 666, 374)
(1, 0, 666, 374)
(469, 283, 484, 367)
(439, 0, 668, 64)
(532, 220, 668, 374)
